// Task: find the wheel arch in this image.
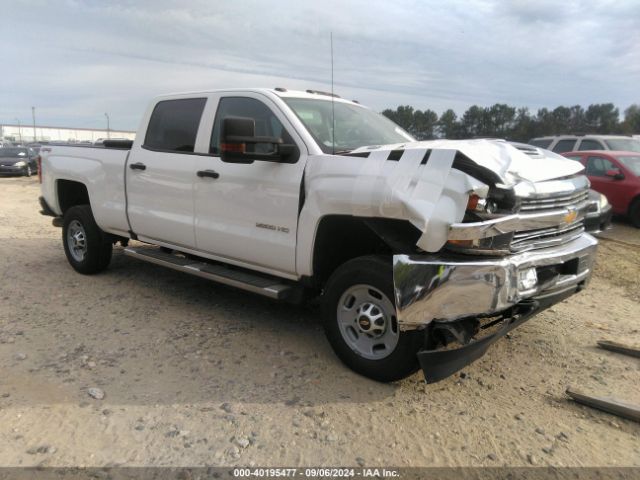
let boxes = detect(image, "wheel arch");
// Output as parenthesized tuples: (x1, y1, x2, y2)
(56, 179, 91, 214)
(308, 215, 421, 288)
(627, 193, 640, 214)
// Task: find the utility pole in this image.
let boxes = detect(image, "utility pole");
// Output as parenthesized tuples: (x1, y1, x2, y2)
(104, 113, 110, 139)
(14, 118, 22, 144)
(32, 106, 37, 142)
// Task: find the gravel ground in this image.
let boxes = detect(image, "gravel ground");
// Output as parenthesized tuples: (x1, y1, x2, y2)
(0, 176, 638, 467)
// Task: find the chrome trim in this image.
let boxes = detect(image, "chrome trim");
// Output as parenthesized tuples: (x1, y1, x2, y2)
(448, 202, 590, 241)
(520, 190, 589, 212)
(393, 234, 597, 330)
(513, 175, 590, 199)
(510, 222, 585, 252)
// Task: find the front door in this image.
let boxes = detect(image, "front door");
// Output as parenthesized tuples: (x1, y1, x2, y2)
(193, 94, 307, 276)
(585, 155, 627, 214)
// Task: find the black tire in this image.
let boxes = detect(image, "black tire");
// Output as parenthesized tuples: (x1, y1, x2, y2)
(24, 165, 32, 177)
(322, 255, 424, 382)
(630, 198, 640, 228)
(62, 205, 112, 274)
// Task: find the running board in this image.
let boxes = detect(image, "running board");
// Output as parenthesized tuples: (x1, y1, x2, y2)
(123, 247, 293, 300)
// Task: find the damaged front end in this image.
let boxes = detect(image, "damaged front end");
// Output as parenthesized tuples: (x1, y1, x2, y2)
(392, 175, 598, 383)
(305, 139, 598, 382)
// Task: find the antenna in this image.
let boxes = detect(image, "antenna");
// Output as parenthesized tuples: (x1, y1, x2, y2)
(330, 31, 335, 155)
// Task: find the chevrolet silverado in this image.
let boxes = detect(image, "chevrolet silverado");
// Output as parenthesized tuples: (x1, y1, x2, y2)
(39, 88, 597, 383)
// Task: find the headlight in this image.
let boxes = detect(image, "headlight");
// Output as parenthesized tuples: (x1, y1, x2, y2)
(599, 194, 609, 209)
(14, 161, 27, 167)
(467, 194, 498, 214)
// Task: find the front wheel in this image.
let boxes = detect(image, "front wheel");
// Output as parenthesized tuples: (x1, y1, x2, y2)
(630, 198, 640, 228)
(24, 165, 32, 177)
(62, 205, 113, 274)
(322, 256, 424, 382)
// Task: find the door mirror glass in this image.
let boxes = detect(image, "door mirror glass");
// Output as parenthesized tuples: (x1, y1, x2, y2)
(223, 116, 255, 139)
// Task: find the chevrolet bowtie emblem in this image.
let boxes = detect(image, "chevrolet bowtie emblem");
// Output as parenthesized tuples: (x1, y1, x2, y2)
(564, 208, 578, 224)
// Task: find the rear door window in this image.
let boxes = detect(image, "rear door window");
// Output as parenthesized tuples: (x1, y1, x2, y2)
(552, 139, 577, 153)
(144, 98, 207, 153)
(578, 139, 605, 151)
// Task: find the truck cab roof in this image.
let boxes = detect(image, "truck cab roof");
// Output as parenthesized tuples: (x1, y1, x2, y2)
(152, 88, 364, 107)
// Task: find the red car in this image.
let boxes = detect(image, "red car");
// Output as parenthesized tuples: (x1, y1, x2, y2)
(562, 150, 640, 227)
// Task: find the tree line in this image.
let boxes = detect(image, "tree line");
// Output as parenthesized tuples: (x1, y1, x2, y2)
(381, 103, 640, 142)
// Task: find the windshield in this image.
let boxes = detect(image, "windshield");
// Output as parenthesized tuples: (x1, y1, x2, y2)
(617, 155, 640, 176)
(283, 98, 414, 153)
(0, 148, 28, 158)
(604, 138, 640, 152)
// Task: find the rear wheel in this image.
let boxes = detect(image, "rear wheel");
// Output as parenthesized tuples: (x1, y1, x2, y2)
(62, 205, 113, 274)
(322, 255, 423, 382)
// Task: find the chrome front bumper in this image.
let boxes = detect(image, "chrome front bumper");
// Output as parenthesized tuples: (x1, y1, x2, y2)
(393, 233, 598, 330)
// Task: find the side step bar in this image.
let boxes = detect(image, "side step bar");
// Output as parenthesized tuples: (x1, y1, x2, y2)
(123, 247, 293, 300)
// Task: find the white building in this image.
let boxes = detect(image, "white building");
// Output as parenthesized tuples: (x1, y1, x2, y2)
(0, 123, 135, 144)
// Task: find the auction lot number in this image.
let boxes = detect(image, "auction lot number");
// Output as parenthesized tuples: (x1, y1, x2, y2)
(234, 468, 399, 478)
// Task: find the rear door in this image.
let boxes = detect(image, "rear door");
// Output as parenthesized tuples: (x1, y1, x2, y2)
(126, 97, 207, 248)
(193, 94, 307, 276)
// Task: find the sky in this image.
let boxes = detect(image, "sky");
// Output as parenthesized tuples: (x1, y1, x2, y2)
(1, 0, 639, 131)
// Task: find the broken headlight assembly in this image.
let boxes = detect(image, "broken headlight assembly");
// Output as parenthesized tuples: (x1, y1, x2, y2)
(446, 232, 514, 255)
(446, 187, 519, 255)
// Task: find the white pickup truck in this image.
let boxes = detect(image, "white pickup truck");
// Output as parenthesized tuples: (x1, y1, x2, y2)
(39, 88, 597, 383)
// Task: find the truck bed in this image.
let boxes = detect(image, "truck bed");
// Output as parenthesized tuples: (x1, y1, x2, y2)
(40, 144, 132, 237)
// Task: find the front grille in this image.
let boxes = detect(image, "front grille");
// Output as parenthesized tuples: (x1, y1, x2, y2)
(520, 189, 589, 212)
(511, 221, 585, 252)
(449, 176, 591, 256)
(512, 181, 590, 252)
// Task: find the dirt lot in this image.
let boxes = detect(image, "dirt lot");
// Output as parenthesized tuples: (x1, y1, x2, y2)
(0, 176, 638, 468)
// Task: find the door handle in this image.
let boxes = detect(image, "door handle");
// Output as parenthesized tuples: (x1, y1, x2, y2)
(129, 162, 146, 171)
(196, 169, 220, 179)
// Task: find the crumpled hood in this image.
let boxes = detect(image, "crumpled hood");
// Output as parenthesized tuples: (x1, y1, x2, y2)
(298, 139, 587, 260)
(351, 139, 584, 184)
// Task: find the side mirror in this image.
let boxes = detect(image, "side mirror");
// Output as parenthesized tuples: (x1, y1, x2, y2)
(220, 117, 298, 164)
(606, 169, 625, 180)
